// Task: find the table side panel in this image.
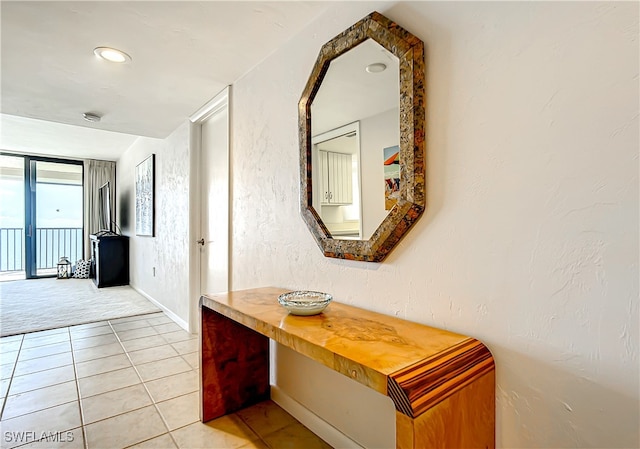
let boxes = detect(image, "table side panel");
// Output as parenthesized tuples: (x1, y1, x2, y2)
(200, 306, 270, 422)
(412, 370, 495, 449)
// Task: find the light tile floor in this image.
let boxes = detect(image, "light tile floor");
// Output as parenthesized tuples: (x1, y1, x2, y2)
(0, 312, 332, 449)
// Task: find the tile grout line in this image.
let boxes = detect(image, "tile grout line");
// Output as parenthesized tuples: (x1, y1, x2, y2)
(0, 334, 25, 421)
(7, 328, 82, 449)
(1, 324, 329, 449)
(109, 319, 183, 449)
(4, 361, 75, 379)
(68, 327, 90, 449)
(235, 411, 276, 449)
(1, 317, 191, 448)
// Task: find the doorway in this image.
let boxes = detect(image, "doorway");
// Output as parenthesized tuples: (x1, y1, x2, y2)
(188, 87, 230, 332)
(0, 154, 84, 280)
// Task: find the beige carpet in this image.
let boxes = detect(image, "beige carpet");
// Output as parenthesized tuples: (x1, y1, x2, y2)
(0, 278, 160, 336)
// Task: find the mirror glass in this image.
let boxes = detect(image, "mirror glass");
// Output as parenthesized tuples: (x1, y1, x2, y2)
(311, 39, 399, 240)
(299, 11, 425, 262)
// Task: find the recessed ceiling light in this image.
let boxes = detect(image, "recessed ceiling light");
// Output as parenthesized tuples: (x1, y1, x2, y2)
(93, 47, 131, 63)
(83, 112, 102, 123)
(365, 63, 387, 73)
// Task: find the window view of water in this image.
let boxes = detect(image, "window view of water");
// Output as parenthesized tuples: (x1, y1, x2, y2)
(36, 184, 83, 228)
(0, 156, 83, 276)
(35, 182, 83, 273)
(0, 156, 25, 273)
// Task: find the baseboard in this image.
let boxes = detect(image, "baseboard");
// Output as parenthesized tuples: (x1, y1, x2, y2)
(129, 284, 189, 331)
(270, 385, 363, 449)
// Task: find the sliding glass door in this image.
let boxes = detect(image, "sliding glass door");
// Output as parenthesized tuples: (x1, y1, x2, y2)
(29, 159, 84, 277)
(0, 155, 25, 281)
(0, 154, 83, 280)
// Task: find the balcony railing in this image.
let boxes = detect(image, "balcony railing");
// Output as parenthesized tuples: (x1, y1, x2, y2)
(0, 227, 83, 273)
(0, 228, 24, 272)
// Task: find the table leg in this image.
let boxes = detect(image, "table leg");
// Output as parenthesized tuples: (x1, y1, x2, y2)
(395, 370, 495, 449)
(200, 306, 270, 422)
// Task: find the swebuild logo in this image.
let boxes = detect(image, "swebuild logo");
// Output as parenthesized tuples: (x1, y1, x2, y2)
(4, 430, 75, 444)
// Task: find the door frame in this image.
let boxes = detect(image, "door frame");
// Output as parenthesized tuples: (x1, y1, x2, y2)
(188, 86, 230, 333)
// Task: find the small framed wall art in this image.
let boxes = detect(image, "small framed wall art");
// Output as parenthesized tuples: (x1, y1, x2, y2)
(135, 154, 155, 236)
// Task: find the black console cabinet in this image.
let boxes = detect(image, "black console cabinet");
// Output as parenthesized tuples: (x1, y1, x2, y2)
(90, 234, 129, 288)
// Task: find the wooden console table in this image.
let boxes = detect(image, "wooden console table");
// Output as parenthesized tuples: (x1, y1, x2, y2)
(200, 287, 495, 449)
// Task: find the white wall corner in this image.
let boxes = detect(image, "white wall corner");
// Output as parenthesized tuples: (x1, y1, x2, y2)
(129, 283, 190, 332)
(270, 385, 364, 449)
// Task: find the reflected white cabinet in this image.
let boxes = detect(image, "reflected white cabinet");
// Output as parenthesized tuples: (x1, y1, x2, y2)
(319, 150, 353, 205)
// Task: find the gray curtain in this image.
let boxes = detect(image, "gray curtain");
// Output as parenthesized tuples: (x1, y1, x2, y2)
(84, 159, 116, 259)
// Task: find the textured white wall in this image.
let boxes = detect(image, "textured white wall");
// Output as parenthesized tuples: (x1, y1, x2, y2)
(116, 121, 191, 327)
(230, 2, 639, 448)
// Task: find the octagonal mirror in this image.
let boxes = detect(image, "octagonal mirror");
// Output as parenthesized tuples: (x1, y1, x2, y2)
(299, 12, 425, 262)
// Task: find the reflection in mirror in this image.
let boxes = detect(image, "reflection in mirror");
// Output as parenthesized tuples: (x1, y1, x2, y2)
(312, 122, 362, 239)
(311, 39, 399, 240)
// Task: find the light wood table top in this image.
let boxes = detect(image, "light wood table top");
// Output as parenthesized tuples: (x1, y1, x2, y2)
(201, 286, 493, 418)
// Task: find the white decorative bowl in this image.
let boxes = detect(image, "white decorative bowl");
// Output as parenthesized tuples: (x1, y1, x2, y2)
(278, 291, 333, 316)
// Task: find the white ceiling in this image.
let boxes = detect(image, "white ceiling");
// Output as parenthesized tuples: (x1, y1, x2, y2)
(311, 38, 399, 135)
(0, 1, 330, 160)
(0, 114, 141, 161)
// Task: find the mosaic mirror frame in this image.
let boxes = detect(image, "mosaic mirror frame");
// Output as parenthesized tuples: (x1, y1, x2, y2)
(299, 11, 425, 262)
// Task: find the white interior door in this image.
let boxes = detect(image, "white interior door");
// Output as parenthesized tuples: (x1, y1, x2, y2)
(198, 89, 229, 296)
